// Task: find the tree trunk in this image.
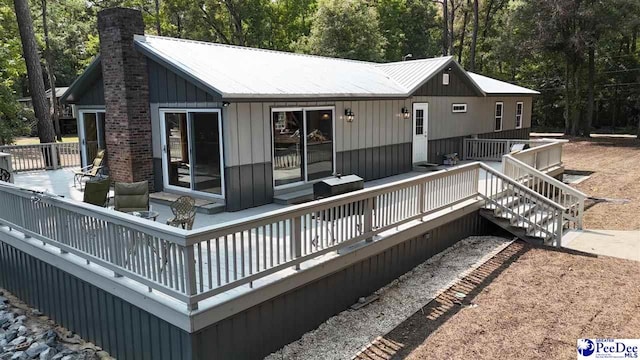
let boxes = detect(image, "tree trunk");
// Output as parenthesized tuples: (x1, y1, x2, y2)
(448, 0, 455, 56)
(564, 59, 571, 135)
(469, 0, 478, 71)
(41, 0, 61, 141)
(584, 46, 595, 136)
(458, 0, 470, 63)
(154, 0, 162, 36)
(442, 0, 449, 56)
(571, 62, 580, 136)
(13, 0, 55, 145)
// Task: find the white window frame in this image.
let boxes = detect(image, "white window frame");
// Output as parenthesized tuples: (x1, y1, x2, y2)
(452, 103, 467, 113)
(77, 107, 106, 167)
(159, 108, 226, 200)
(271, 106, 336, 189)
(515, 101, 523, 129)
(494, 102, 504, 132)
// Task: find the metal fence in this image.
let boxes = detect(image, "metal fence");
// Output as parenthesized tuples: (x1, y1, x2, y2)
(0, 142, 81, 172)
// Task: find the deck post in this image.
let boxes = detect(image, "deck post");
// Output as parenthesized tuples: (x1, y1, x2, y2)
(462, 139, 467, 160)
(556, 211, 564, 247)
(363, 198, 373, 242)
(293, 216, 302, 270)
(51, 144, 59, 170)
(107, 223, 123, 277)
(183, 245, 199, 311)
(418, 183, 426, 218)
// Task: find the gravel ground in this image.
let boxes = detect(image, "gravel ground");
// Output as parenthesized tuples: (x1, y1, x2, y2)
(0, 290, 114, 360)
(555, 136, 640, 230)
(394, 242, 640, 359)
(265, 236, 513, 360)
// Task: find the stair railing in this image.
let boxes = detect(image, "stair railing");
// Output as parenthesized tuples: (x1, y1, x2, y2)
(502, 155, 586, 229)
(479, 163, 567, 246)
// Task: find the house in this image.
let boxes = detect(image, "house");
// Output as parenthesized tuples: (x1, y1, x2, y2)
(19, 87, 78, 135)
(61, 8, 538, 212)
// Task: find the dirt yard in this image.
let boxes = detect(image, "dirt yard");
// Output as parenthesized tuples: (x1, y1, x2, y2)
(356, 242, 640, 360)
(559, 136, 640, 230)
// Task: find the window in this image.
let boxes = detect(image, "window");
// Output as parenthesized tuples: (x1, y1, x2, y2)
(442, 73, 450, 85)
(494, 102, 503, 131)
(452, 104, 467, 113)
(515, 102, 523, 129)
(272, 107, 334, 186)
(415, 109, 424, 135)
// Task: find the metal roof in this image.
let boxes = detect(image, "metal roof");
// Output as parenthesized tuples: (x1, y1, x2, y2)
(467, 72, 540, 95)
(63, 35, 539, 102)
(134, 35, 408, 98)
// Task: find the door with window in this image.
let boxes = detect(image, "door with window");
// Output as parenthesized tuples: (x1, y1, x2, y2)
(78, 110, 106, 167)
(272, 107, 334, 187)
(160, 109, 224, 198)
(412, 103, 429, 163)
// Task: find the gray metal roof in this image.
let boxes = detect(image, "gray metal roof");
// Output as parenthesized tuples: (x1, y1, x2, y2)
(467, 72, 540, 95)
(63, 35, 538, 102)
(134, 35, 407, 98)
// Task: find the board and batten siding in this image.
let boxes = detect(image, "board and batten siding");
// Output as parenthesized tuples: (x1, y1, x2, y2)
(410, 96, 532, 140)
(75, 77, 105, 106)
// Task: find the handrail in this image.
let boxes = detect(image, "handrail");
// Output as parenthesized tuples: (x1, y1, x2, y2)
(0, 156, 571, 311)
(502, 154, 585, 229)
(478, 163, 567, 211)
(504, 155, 587, 199)
(0, 142, 80, 171)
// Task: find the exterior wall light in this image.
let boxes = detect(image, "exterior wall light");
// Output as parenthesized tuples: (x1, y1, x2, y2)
(222, 101, 230, 107)
(344, 108, 355, 122)
(401, 107, 411, 119)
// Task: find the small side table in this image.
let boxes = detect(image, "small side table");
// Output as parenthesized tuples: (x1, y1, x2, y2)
(128, 210, 160, 221)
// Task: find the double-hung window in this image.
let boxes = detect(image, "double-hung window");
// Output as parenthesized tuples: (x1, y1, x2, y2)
(494, 102, 503, 131)
(515, 102, 523, 129)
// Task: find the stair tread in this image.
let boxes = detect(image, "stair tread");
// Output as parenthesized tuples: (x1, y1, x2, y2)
(482, 196, 519, 210)
(527, 220, 570, 238)
(513, 210, 554, 229)
(495, 203, 535, 220)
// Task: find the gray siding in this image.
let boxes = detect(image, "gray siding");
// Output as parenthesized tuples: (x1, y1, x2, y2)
(411, 96, 533, 141)
(0, 241, 193, 360)
(336, 143, 412, 181)
(412, 66, 479, 97)
(427, 127, 530, 163)
(192, 211, 496, 359)
(222, 99, 412, 168)
(225, 162, 274, 211)
(147, 59, 222, 105)
(75, 77, 105, 106)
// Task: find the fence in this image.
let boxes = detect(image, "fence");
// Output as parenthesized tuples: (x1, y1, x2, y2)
(0, 142, 81, 172)
(0, 160, 565, 311)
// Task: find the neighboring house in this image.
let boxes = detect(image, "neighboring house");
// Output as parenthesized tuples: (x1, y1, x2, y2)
(61, 8, 538, 211)
(19, 87, 77, 135)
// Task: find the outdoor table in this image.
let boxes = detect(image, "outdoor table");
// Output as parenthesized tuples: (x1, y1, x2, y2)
(127, 210, 159, 221)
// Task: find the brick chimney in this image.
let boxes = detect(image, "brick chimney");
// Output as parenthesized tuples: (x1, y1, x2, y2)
(97, 8, 154, 190)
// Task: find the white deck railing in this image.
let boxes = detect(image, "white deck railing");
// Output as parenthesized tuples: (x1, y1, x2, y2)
(503, 152, 585, 229)
(0, 142, 81, 171)
(0, 160, 568, 311)
(462, 138, 553, 161)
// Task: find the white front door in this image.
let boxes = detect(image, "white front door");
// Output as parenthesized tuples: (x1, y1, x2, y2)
(412, 103, 429, 163)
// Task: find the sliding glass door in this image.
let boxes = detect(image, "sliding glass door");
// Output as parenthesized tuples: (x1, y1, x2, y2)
(161, 109, 224, 198)
(272, 107, 334, 187)
(79, 110, 106, 167)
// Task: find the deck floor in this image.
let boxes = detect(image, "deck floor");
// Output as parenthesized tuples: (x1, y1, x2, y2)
(13, 161, 503, 232)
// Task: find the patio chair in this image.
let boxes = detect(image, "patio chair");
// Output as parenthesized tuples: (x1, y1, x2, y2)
(74, 149, 106, 189)
(114, 181, 149, 213)
(83, 177, 110, 207)
(0, 168, 10, 182)
(166, 196, 196, 230)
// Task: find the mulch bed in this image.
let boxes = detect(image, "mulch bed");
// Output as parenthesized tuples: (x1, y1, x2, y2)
(354, 241, 640, 360)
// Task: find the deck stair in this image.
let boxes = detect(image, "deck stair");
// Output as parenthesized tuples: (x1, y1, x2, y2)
(478, 156, 586, 247)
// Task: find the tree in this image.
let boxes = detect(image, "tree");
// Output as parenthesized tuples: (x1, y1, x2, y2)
(0, 85, 31, 145)
(296, 0, 386, 62)
(469, 0, 478, 71)
(40, 0, 62, 141)
(12, 0, 56, 144)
